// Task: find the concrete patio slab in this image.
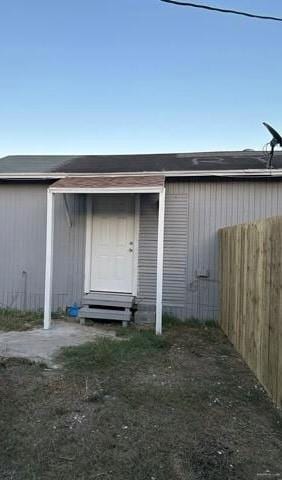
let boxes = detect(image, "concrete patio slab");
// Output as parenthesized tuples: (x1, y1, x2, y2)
(0, 321, 116, 367)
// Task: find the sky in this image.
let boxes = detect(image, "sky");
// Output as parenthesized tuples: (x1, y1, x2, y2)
(0, 0, 281, 155)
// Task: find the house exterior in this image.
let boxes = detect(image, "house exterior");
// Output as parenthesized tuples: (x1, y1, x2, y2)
(1, 151, 282, 333)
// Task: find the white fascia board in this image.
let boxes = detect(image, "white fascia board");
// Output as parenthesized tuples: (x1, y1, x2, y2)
(49, 186, 164, 194)
(2, 169, 282, 180)
(51, 169, 282, 178)
(165, 169, 282, 177)
(55, 169, 282, 177)
(0, 173, 65, 179)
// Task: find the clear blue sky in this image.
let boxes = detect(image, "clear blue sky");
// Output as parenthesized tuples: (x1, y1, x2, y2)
(0, 0, 281, 155)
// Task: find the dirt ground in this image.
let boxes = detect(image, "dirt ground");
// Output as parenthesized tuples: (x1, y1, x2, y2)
(0, 324, 281, 480)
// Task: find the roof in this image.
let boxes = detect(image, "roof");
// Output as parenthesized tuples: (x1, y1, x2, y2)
(51, 175, 165, 189)
(1, 151, 282, 176)
(0, 155, 76, 173)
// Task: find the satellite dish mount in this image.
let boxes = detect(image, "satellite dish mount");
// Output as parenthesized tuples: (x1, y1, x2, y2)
(263, 122, 282, 169)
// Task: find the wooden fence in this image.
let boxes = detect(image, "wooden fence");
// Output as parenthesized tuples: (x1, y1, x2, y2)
(219, 216, 282, 409)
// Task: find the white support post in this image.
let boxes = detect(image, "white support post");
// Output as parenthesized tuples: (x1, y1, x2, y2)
(44, 190, 55, 329)
(84, 195, 93, 293)
(132, 194, 140, 297)
(156, 188, 165, 335)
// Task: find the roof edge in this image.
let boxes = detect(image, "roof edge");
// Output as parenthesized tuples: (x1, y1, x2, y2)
(1, 169, 282, 180)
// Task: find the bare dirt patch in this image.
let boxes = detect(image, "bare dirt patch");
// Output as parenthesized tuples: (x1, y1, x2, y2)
(0, 321, 116, 366)
(0, 325, 281, 480)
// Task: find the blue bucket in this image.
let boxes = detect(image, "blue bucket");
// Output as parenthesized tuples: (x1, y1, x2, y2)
(67, 303, 79, 317)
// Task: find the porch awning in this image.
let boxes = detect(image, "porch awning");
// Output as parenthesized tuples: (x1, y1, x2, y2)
(50, 175, 165, 192)
(44, 174, 166, 335)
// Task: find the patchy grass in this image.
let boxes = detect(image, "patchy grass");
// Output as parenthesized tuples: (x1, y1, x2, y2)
(0, 308, 43, 331)
(1, 324, 282, 480)
(163, 314, 218, 330)
(59, 329, 169, 370)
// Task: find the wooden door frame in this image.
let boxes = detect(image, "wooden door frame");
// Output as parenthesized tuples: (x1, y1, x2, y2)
(84, 194, 140, 296)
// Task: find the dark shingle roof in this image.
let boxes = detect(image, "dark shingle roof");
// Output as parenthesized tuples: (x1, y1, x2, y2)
(53, 152, 279, 173)
(0, 155, 76, 173)
(1, 151, 282, 174)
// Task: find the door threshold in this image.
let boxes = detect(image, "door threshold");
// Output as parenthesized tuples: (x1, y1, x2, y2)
(89, 290, 133, 295)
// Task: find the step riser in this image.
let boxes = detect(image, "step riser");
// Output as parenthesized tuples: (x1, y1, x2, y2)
(83, 300, 133, 308)
(79, 308, 131, 322)
(82, 293, 134, 309)
(80, 292, 135, 323)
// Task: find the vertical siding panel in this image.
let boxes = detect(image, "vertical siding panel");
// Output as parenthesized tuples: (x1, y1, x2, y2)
(185, 179, 282, 321)
(53, 193, 86, 310)
(0, 184, 86, 312)
(1, 180, 282, 321)
(0, 184, 47, 310)
(162, 185, 189, 319)
(137, 194, 158, 303)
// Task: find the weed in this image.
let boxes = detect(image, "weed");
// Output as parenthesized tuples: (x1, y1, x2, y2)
(163, 314, 218, 330)
(204, 319, 219, 328)
(162, 314, 184, 329)
(59, 329, 169, 370)
(0, 308, 43, 331)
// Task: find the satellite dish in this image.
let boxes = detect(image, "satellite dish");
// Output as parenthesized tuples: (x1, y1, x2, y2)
(263, 122, 282, 168)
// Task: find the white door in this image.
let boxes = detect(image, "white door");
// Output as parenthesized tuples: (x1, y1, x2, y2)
(90, 195, 135, 293)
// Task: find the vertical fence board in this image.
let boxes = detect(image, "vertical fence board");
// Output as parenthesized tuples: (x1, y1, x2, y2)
(219, 216, 282, 409)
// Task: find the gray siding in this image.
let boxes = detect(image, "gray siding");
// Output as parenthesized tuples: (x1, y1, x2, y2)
(137, 179, 282, 321)
(0, 184, 47, 310)
(163, 190, 189, 319)
(0, 184, 85, 311)
(137, 194, 158, 303)
(164, 179, 282, 320)
(2, 180, 282, 322)
(137, 188, 189, 320)
(53, 193, 86, 310)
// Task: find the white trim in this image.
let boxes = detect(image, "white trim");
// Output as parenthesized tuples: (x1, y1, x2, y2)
(163, 170, 282, 177)
(44, 190, 55, 329)
(89, 288, 133, 293)
(2, 168, 282, 180)
(132, 195, 140, 296)
(84, 195, 93, 293)
(0, 174, 65, 179)
(50, 186, 164, 194)
(156, 188, 166, 335)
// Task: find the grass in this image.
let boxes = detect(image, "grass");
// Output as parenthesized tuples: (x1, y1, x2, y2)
(1, 324, 282, 480)
(0, 308, 43, 331)
(60, 317, 218, 371)
(162, 314, 218, 330)
(59, 329, 169, 370)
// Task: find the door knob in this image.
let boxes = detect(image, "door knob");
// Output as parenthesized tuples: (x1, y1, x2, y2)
(129, 248, 133, 252)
